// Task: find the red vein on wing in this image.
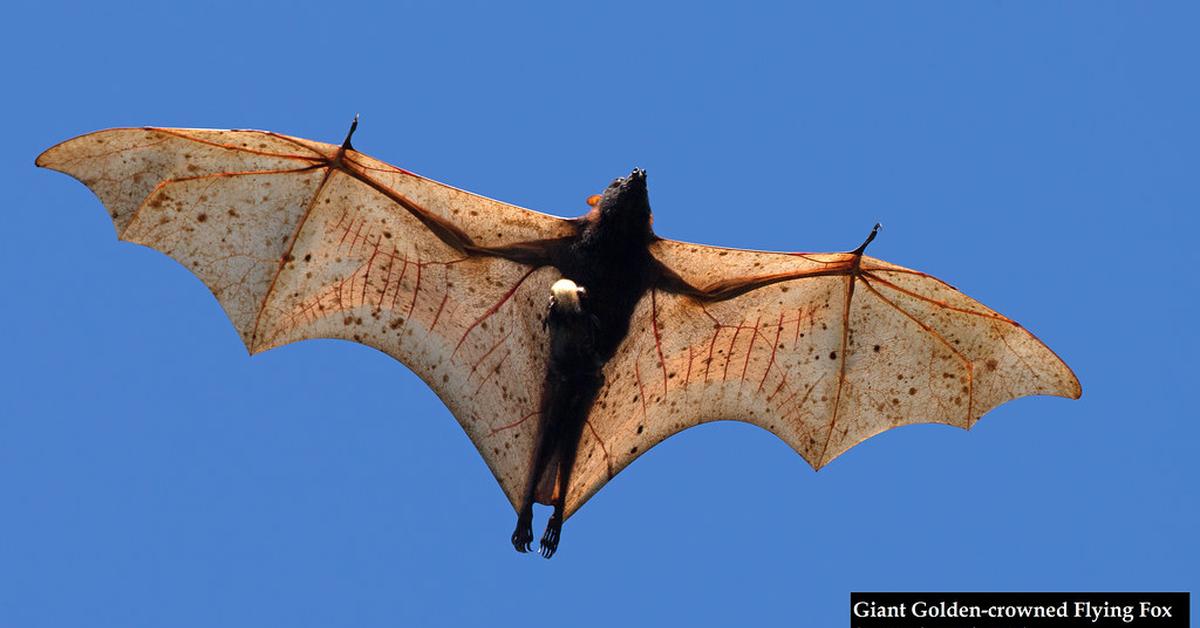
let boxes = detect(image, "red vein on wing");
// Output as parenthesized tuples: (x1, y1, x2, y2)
(337, 217, 356, 249)
(489, 411, 540, 436)
(695, 260, 854, 301)
(389, 253, 410, 310)
(152, 128, 326, 162)
(452, 267, 538, 358)
(470, 330, 514, 377)
(635, 361, 649, 420)
(766, 367, 791, 402)
(430, 293, 449, 332)
(42, 137, 170, 166)
(585, 420, 614, 479)
(349, 220, 365, 251)
(376, 245, 395, 310)
(723, 315, 747, 382)
(408, 260, 422, 316)
(342, 155, 416, 176)
(789, 252, 846, 264)
(684, 345, 694, 397)
(650, 288, 668, 392)
(759, 312, 785, 392)
(262, 132, 329, 159)
(786, 377, 823, 428)
(248, 168, 336, 351)
(473, 350, 512, 396)
(864, 271, 1012, 324)
(361, 238, 380, 306)
(817, 275, 855, 467)
(860, 265, 937, 280)
(740, 314, 762, 384)
(996, 325, 1038, 386)
(119, 165, 323, 240)
(861, 277, 974, 428)
(704, 330, 720, 382)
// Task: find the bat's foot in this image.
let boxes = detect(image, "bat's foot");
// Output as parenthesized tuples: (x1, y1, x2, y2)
(511, 512, 534, 553)
(539, 512, 563, 559)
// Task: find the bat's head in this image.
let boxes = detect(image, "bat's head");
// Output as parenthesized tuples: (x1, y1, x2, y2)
(592, 168, 652, 237)
(550, 278, 587, 313)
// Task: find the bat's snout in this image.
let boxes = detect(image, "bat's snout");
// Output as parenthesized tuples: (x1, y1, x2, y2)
(607, 168, 647, 191)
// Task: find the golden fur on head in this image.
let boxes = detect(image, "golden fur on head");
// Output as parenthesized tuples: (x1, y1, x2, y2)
(550, 278, 586, 312)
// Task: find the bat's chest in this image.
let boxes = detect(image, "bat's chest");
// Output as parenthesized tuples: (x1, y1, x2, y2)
(558, 233, 655, 363)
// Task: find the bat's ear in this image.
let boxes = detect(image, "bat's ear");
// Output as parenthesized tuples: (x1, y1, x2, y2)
(586, 194, 602, 207)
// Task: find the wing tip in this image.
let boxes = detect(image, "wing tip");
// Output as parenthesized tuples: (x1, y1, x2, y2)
(36, 128, 124, 171)
(1045, 352, 1082, 401)
(1063, 375, 1083, 400)
(35, 139, 71, 170)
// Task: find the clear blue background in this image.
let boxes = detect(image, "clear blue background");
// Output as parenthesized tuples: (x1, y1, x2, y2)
(2, 2, 1195, 626)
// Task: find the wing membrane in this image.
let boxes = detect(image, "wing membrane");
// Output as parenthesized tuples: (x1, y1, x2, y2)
(561, 237, 1080, 517)
(37, 127, 575, 510)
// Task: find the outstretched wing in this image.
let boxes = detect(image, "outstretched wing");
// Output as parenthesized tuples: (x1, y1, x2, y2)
(37, 127, 576, 510)
(561, 237, 1080, 517)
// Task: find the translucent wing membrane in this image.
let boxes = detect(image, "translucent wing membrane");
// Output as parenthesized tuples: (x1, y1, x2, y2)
(39, 128, 1079, 521)
(37, 127, 576, 509)
(562, 239, 1079, 516)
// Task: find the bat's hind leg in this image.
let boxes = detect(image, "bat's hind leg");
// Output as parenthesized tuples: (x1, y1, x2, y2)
(513, 418, 558, 554)
(539, 507, 563, 559)
(539, 418, 585, 559)
(512, 454, 550, 553)
(511, 508, 534, 553)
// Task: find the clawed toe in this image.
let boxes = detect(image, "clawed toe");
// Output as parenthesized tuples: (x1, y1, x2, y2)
(511, 517, 534, 553)
(538, 530, 559, 558)
(539, 516, 562, 559)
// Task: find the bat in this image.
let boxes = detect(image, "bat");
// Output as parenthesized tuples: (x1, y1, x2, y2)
(37, 120, 1081, 558)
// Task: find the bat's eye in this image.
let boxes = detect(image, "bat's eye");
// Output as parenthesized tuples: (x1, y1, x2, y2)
(586, 194, 602, 207)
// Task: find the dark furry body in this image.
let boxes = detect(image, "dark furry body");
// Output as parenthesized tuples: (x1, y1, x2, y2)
(511, 170, 658, 558)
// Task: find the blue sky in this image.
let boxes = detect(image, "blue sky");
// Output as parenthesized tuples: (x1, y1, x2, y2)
(2, 2, 1195, 626)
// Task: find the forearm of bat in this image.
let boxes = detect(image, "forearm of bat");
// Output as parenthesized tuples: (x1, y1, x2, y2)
(654, 257, 857, 303)
(467, 237, 575, 268)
